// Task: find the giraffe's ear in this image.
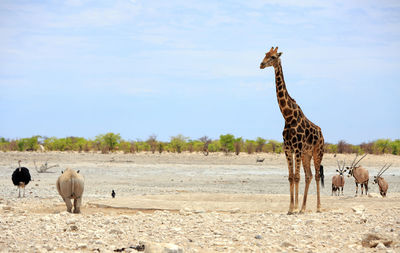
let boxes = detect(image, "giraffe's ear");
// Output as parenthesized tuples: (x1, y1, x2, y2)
(277, 52, 283, 57)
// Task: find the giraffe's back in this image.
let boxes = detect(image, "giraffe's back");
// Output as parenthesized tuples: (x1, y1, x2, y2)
(283, 114, 324, 155)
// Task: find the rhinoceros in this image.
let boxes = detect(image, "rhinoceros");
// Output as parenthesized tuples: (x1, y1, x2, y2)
(56, 168, 84, 213)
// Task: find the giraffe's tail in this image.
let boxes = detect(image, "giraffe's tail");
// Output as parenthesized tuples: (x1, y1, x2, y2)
(320, 165, 325, 188)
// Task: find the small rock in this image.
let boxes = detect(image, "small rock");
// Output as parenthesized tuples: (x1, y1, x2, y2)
(76, 243, 87, 249)
(255, 235, 263, 239)
(143, 242, 183, 253)
(230, 208, 240, 214)
(358, 214, 367, 224)
(110, 228, 123, 234)
(376, 242, 386, 249)
(281, 241, 294, 248)
(305, 220, 314, 225)
(43, 244, 52, 251)
(179, 208, 192, 215)
(352, 205, 365, 214)
(3, 206, 13, 211)
(70, 225, 78, 231)
(361, 233, 393, 248)
(66, 218, 76, 225)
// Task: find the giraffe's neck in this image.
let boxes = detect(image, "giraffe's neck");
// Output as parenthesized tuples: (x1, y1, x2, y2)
(273, 60, 298, 122)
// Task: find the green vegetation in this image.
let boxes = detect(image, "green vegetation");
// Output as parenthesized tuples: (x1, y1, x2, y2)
(219, 134, 235, 153)
(0, 134, 399, 155)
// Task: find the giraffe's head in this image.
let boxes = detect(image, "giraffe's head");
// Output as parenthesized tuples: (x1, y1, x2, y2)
(260, 47, 282, 69)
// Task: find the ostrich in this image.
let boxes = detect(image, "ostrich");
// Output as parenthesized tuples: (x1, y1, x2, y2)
(11, 160, 31, 197)
(111, 190, 116, 198)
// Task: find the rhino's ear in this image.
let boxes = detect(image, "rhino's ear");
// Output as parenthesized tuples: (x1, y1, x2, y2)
(77, 170, 80, 173)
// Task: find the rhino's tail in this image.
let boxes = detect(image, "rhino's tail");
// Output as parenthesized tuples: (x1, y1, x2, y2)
(71, 178, 75, 198)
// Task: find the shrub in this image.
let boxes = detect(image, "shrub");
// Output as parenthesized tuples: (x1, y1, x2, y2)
(219, 134, 235, 153)
(208, 140, 221, 152)
(95, 133, 121, 152)
(147, 135, 158, 154)
(234, 137, 243, 155)
(170, 134, 188, 153)
(245, 140, 256, 154)
(256, 137, 266, 152)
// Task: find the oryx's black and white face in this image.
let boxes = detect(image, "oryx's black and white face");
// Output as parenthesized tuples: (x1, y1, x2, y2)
(373, 176, 378, 184)
(336, 169, 347, 176)
(346, 166, 353, 177)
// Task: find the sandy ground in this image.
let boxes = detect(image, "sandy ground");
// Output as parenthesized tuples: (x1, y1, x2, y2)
(1, 152, 400, 252)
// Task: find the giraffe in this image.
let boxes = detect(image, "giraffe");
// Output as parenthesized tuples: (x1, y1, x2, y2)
(260, 47, 324, 214)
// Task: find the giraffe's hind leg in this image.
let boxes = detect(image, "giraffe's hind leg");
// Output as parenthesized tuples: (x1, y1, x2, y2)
(300, 153, 312, 214)
(313, 145, 324, 212)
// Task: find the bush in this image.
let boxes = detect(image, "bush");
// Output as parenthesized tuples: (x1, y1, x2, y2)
(337, 140, 352, 153)
(95, 133, 121, 152)
(208, 140, 221, 152)
(256, 137, 266, 152)
(220, 134, 235, 153)
(245, 140, 256, 154)
(390, 139, 400, 155)
(1, 134, 398, 156)
(234, 137, 243, 155)
(170, 134, 188, 153)
(147, 135, 158, 154)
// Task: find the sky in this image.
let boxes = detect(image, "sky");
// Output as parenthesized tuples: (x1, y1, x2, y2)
(0, 0, 399, 144)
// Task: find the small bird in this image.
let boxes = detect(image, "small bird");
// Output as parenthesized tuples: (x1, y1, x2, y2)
(111, 190, 116, 198)
(256, 158, 265, 163)
(12, 160, 31, 197)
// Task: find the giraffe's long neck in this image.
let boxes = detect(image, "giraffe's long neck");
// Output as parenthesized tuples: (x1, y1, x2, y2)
(273, 60, 298, 122)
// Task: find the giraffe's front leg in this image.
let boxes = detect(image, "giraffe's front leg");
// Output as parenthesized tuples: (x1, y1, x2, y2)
(293, 152, 301, 213)
(300, 154, 312, 214)
(285, 151, 295, 215)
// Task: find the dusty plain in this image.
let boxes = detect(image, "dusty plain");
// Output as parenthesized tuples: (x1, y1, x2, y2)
(1, 151, 400, 252)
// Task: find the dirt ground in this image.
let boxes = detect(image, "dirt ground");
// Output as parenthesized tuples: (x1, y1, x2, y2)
(1, 152, 400, 252)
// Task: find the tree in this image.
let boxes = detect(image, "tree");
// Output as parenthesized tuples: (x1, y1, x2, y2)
(170, 134, 188, 153)
(389, 139, 400, 155)
(187, 139, 195, 152)
(147, 135, 158, 154)
(337, 140, 352, 154)
(234, 137, 243, 155)
(375, 139, 391, 154)
(256, 137, 266, 152)
(158, 142, 164, 154)
(95, 133, 121, 152)
(360, 142, 374, 154)
(199, 136, 212, 156)
(208, 140, 221, 153)
(245, 140, 256, 154)
(220, 134, 235, 153)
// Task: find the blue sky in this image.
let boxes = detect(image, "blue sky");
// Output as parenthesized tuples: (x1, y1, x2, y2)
(0, 0, 399, 144)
